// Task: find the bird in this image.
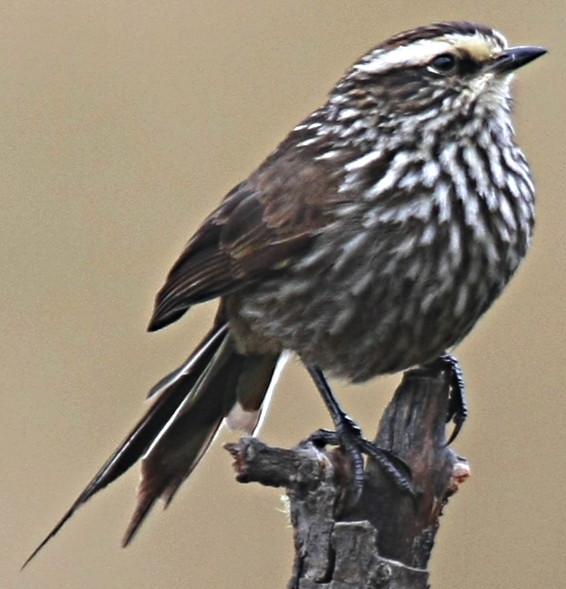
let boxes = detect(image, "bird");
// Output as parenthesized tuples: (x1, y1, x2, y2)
(24, 21, 545, 565)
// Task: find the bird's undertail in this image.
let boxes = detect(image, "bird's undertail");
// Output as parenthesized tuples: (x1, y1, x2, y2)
(23, 320, 280, 566)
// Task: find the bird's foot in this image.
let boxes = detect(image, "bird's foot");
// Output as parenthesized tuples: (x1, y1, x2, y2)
(306, 425, 414, 499)
(423, 353, 468, 444)
(306, 365, 414, 498)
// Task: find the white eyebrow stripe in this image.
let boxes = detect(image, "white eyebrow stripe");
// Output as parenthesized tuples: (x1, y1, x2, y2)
(355, 40, 454, 74)
(354, 31, 508, 76)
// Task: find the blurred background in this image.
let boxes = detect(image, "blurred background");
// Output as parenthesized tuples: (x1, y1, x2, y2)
(2, 2, 564, 588)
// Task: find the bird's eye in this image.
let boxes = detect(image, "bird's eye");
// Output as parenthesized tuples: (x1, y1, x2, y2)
(428, 53, 458, 75)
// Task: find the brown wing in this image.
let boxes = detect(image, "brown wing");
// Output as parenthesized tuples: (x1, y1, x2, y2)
(148, 143, 339, 331)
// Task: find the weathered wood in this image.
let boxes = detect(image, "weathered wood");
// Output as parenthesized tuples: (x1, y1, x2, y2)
(225, 369, 470, 588)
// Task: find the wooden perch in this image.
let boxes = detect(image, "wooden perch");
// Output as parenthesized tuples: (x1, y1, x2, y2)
(225, 368, 470, 589)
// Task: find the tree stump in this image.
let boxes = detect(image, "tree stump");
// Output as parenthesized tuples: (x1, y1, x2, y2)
(225, 369, 470, 589)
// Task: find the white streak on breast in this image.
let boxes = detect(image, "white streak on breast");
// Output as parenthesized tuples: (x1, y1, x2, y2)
(365, 151, 411, 200)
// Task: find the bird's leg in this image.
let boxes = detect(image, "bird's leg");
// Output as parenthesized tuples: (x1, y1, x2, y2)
(423, 353, 468, 444)
(306, 365, 364, 491)
(306, 365, 413, 497)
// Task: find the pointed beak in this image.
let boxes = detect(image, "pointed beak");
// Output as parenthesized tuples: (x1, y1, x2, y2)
(490, 45, 547, 74)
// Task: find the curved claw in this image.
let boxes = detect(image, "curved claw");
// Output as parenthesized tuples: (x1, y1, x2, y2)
(358, 439, 416, 498)
(305, 429, 415, 498)
(360, 442, 412, 481)
(423, 354, 468, 444)
(335, 415, 367, 495)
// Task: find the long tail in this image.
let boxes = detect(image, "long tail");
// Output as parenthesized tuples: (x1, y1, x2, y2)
(23, 318, 280, 567)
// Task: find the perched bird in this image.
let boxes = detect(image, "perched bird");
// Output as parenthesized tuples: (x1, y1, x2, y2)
(24, 21, 545, 564)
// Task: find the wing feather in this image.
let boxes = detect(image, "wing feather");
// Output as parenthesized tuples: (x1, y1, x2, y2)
(148, 142, 344, 331)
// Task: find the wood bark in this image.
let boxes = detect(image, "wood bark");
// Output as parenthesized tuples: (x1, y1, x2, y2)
(225, 368, 470, 589)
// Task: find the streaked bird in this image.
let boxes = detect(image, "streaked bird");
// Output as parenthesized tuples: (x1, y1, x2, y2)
(24, 21, 545, 566)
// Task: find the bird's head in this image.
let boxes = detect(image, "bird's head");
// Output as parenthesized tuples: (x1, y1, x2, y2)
(333, 21, 545, 119)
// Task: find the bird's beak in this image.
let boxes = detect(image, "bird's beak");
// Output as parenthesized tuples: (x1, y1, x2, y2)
(489, 45, 547, 74)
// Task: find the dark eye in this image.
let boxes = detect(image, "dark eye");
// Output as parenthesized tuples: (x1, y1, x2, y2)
(428, 53, 457, 75)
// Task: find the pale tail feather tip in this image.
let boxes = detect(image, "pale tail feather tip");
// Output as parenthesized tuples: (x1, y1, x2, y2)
(225, 403, 260, 435)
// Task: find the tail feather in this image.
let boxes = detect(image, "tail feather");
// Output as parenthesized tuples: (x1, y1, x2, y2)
(121, 336, 279, 545)
(225, 351, 288, 434)
(22, 320, 279, 567)
(145, 323, 229, 400)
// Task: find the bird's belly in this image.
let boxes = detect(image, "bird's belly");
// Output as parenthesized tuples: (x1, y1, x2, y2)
(231, 232, 509, 382)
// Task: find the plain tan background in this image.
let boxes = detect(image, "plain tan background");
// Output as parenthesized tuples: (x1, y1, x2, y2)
(3, 2, 564, 588)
